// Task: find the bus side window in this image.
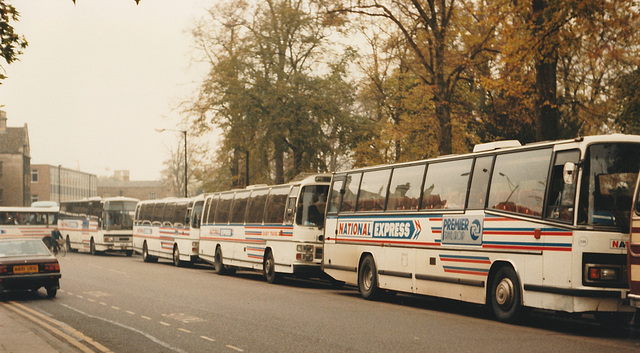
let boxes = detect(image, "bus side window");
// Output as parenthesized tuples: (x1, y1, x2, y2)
(341, 173, 362, 213)
(387, 164, 425, 211)
(327, 178, 344, 214)
(467, 156, 494, 209)
(264, 187, 289, 224)
(488, 148, 551, 217)
(421, 159, 472, 210)
(357, 169, 391, 212)
(545, 150, 579, 222)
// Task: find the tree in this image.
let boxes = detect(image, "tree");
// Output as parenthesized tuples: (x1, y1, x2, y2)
(325, 0, 507, 156)
(0, 1, 28, 83)
(188, 0, 359, 189)
(486, 0, 640, 140)
(159, 132, 208, 197)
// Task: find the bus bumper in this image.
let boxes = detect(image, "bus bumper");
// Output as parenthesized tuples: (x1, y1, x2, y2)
(630, 294, 640, 308)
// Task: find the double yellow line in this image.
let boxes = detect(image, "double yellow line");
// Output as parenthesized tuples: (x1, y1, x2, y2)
(1, 301, 112, 353)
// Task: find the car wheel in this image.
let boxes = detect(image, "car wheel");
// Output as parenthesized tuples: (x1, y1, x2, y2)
(46, 287, 57, 298)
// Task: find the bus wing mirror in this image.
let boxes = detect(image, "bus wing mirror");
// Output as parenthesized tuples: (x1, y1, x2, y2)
(563, 162, 577, 184)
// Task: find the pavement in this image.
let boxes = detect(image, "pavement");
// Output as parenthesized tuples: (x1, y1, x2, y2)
(0, 301, 75, 353)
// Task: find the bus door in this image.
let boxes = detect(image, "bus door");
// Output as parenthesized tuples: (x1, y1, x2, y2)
(629, 173, 640, 309)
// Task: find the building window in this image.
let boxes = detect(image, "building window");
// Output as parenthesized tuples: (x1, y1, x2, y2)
(149, 192, 157, 200)
(31, 169, 39, 183)
(0, 162, 3, 177)
(31, 195, 39, 203)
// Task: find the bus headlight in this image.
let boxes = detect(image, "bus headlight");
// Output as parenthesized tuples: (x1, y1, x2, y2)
(296, 245, 313, 252)
(104, 236, 113, 242)
(296, 244, 314, 261)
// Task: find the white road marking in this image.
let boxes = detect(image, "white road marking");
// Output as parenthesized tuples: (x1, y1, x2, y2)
(226, 345, 244, 352)
(111, 306, 120, 310)
(126, 310, 135, 315)
(141, 316, 152, 320)
(178, 328, 191, 333)
(160, 321, 171, 326)
(58, 303, 188, 353)
(201, 336, 215, 342)
(108, 269, 127, 275)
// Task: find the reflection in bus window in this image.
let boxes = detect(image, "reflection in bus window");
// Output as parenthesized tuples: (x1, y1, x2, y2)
(246, 190, 268, 224)
(357, 169, 391, 212)
(488, 149, 551, 216)
(327, 179, 343, 214)
(341, 173, 362, 212)
(467, 156, 493, 209)
(264, 187, 289, 224)
(215, 194, 234, 224)
(230, 192, 250, 224)
(387, 164, 425, 211)
(421, 159, 472, 210)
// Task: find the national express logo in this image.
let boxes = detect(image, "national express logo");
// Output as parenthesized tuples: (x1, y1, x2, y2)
(338, 220, 422, 239)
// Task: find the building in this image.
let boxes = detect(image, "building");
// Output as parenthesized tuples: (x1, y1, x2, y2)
(97, 171, 172, 201)
(0, 111, 31, 206)
(30, 165, 97, 204)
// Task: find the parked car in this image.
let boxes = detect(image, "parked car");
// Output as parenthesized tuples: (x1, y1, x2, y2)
(0, 237, 61, 297)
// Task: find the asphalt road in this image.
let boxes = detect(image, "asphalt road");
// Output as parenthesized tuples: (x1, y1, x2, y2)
(3, 251, 640, 352)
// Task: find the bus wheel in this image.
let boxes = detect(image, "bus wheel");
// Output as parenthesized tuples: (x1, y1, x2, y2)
(490, 266, 523, 323)
(213, 246, 226, 275)
(66, 236, 72, 252)
(263, 250, 280, 284)
(90, 238, 96, 255)
(358, 255, 379, 300)
(142, 241, 156, 263)
(172, 246, 182, 267)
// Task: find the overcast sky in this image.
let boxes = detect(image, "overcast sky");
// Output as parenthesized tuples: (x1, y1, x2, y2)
(0, 0, 213, 180)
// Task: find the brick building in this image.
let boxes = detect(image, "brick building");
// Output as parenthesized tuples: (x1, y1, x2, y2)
(0, 111, 31, 206)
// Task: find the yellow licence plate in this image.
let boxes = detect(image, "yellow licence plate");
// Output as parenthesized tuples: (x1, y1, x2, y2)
(13, 264, 38, 274)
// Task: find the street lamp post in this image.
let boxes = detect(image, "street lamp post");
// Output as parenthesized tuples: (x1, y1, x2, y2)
(156, 128, 188, 197)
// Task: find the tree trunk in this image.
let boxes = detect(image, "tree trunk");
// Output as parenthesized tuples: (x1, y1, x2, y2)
(532, 0, 560, 141)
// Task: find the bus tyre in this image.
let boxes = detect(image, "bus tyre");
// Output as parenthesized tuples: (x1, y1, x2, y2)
(263, 250, 280, 284)
(142, 242, 157, 263)
(173, 246, 182, 267)
(358, 255, 379, 300)
(213, 246, 226, 275)
(90, 238, 96, 255)
(66, 236, 72, 252)
(490, 266, 523, 323)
